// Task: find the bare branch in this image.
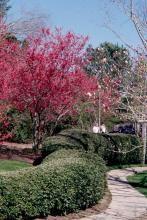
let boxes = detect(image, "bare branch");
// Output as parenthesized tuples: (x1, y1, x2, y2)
(107, 144, 142, 154)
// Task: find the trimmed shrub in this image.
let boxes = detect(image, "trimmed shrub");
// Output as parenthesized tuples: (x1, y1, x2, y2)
(42, 129, 102, 156)
(0, 149, 106, 220)
(102, 133, 142, 165)
(42, 129, 142, 165)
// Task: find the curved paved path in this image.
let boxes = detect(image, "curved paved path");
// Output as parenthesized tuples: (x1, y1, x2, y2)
(79, 167, 147, 220)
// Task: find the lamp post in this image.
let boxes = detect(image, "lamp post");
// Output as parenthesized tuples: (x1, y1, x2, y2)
(142, 72, 147, 164)
(98, 90, 101, 131)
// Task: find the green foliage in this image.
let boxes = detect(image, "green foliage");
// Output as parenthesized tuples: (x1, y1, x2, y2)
(102, 133, 142, 165)
(46, 117, 74, 136)
(7, 108, 32, 143)
(86, 42, 131, 79)
(104, 116, 123, 132)
(0, 149, 106, 220)
(12, 118, 32, 143)
(42, 129, 142, 165)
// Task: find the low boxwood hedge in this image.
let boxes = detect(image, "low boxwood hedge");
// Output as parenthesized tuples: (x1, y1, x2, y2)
(42, 129, 142, 165)
(0, 149, 106, 220)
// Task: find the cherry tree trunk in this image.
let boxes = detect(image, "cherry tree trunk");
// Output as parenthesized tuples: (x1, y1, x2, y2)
(32, 112, 42, 151)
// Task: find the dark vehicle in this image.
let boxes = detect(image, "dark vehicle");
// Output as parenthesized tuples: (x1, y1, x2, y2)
(112, 123, 135, 134)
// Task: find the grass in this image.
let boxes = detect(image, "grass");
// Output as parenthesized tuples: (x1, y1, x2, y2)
(128, 171, 147, 197)
(0, 160, 31, 172)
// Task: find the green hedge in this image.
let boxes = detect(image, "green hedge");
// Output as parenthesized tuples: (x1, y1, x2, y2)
(42, 129, 142, 165)
(102, 133, 142, 165)
(0, 149, 106, 220)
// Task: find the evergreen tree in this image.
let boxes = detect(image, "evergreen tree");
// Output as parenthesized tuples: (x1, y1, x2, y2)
(86, 42, 131, 80)
(0, 0, 11, 19)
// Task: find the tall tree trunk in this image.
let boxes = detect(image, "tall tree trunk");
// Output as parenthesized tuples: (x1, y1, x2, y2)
(98, 91, 101, 131)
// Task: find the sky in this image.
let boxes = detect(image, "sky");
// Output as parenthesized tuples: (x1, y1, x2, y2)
(8, 0, 142, 49)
